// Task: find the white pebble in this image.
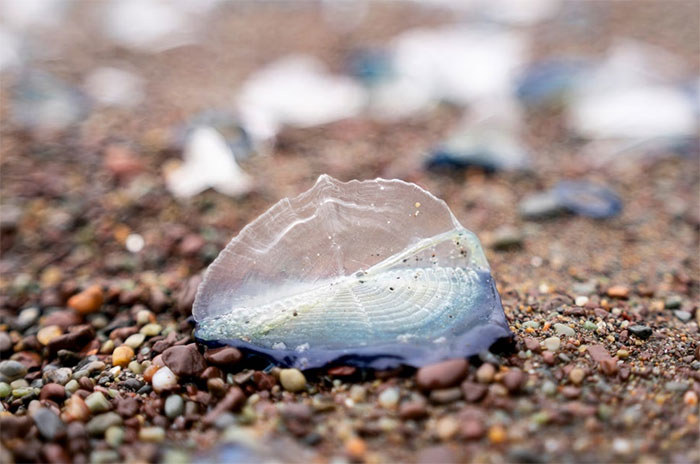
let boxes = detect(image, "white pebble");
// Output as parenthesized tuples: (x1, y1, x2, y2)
(543, 336, 561, 352)
(574, 296, 589, 306)
(553, 323, 575, 337)
(151, 366, 178, 393)
(125, 234, 144, 253)
(378, 387, 399, 409)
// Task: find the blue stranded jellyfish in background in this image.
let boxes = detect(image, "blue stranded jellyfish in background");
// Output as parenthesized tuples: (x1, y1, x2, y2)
(194, 176, 511, 369)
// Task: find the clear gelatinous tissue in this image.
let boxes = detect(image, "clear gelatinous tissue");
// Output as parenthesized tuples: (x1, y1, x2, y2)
(194, 176, 511, 369)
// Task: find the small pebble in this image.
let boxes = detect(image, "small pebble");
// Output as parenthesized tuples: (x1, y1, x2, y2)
(85, 391, 111, 413)
(0, 360, 28, 382)
(628, 325, 652, 340)
(574, 296, 589, 306)
(165, 395, 185, 419)
(674, 310, 692, 322)
(139, 426, 165, 443)
(345, 436, 367, 460)
(124, 333, 146, 348)
(105, 426, 124, 448)
(128, 360, 142, 375)
(583, 321, 597, 331)
(436, 416, 459, 440)
(683, 391, 698, 406)
(606, 285, 629, 299)
(279, 369, 307, 393)
(476, 363, 496, 383)
(543, 336, 561, 352)
(86, 412, 123, 436)
(569, 367, 586, 385)
(67, 285, 104, 315)
(378, 387, 400, 409)
(112, 345, 135, 367)
(502, 369, 525, 393)
(37, 325, 63, 345)
(0, 382, 10, 398)
(64, 395, 90, 422)
(65, 379, 79, 393)
(553, 323, 575, 337)
(140, 323, 162, 336)
(416, 359, 469, 390)
(152, 366, 178, 393)
(487, 424, 507, 444)
(100, 340, 115, 354)
(33, 407, 65, 440)
(349, 385, 366, 403)
(136, 309, 154, 326)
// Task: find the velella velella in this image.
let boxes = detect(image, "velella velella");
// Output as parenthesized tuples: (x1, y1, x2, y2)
(194, 175, 511, 369)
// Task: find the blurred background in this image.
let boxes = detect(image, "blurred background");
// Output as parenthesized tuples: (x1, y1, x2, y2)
(0, 0, 698, 326)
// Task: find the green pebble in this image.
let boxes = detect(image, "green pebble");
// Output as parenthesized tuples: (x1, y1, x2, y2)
(0, 382, 10, 398)
(85, 391, 111, 413)
(128, 361, 142, 375)
(12, 387, 32, 397)
(164, 395, 184, 419)
(139, 426, 165, 443)
(583, 321, 597, 330)
(522, 321, 540, 329)
(105, 426, 124, 448)
(90, 450, 120, 464)
(531, 411, 549, 425)
(140, 324, 162, 336)
(65, 379, 79, 393)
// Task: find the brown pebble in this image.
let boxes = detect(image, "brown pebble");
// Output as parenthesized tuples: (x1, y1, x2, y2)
(461, 381, 488, 403)
(204, 346, 243, 367)
(162, 344, 206, 377)
(327, 366, 357, 377)
(116, 397, 140, 417)
(606, 285, 629, 299)
(112, 345, 135, 367)
(40, 383, 66, 403)
(42, 443, 70, 464)
(524, 337, 541, 352)
(399, 400, 428, 420)
(0, 415, 33, 439)
(542, 351, 555, 365)
(415, 359, 469, 390)
(502, 369, 526, 393)
(109, 326, 138, 341)
(78, 377, 94, 392)
(562, 386, 581, 399)
(202, 386, 245, 424)
(47, 325, 95, 357)
(280, 403, 312, 437)
(476, 363, 496, 384)
(37, 325, 63, 345)
(207, 378, 228, 397)
(201, 366, 223, 380)
(253, 371, 276, 391)
(67, 285, 104, 315)
(460, 418, 486, 440)
(430, 387, 463, 404)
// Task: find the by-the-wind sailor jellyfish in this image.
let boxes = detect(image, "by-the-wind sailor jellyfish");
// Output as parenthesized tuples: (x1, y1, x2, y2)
(194, 175, 511, 369)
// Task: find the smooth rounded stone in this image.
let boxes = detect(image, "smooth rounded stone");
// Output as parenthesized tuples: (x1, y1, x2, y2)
(43, 367, 71, 386)
(399, 400, 428, 420)
(502, 369, 525, 393)
(583, 321, 597, 331)
(543, 336, 561, 352)
(665, 381, 689, 393)
(552, 181, 622, 219)
(204, 347, 243, 367)
(40, 383, 66, 402)
(152, 366, 178, 393)
(569, 367, 586, 385)
(37, 325, 63, 345)
(553, 323, 575, 337)
(11, 379, 28, 389)
(128, 361, 142, 375)
(11, 387, 33, 398)
(429, 387, 462, 404)
(68, 286, 104, 315)
(519, 191, 564, 219)
(522, 321, 540, 329)
(140, 323, 163, 336)
(64, 395, 91, 422)
(461, 381, 488, 402)
(349, 385, 367, 403)
(574, 296, 589, 306)
(16, 307, 40, 330)
(0, 383, 10, 398)
(65, 379, 79, 393)
(161, 345, 206, 377)
(85, 391, 111, 413)
(489, 226, 523, 250)
(124, 333, 146, 348)
(90, 450, 120, 464)
(105, 426, 124, 448)
(378, 387, 400, 409)
(136, 309, 154, 326)
(100, 340, 115, 354)
(436, 416, 459, 441)
(32, 407, 65, 440)
(207, 378, 228, 397)
(664, 295, 683, 309)
(279, 369, 307, 393)
(416, 359, 469, 390)
(674, 311, 692, 322)
(139, 426, 165, 443)
(628, 325, 652, 340)
(86, 412, 123, 436)
(0, 360, 28, 382)
(476, 363, 496, 384)
(542, 380, 557, 396)
(165, 395, 185, 419)
(0, 332, 12, 353)
(112, 345, 135, 367)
